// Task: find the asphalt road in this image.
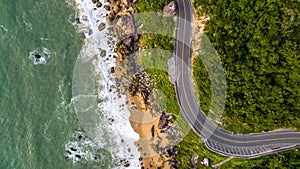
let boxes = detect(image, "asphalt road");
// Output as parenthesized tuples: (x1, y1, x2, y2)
(174, 0, 300, 158)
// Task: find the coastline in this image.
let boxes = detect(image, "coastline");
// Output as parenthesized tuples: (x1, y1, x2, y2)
(71, 0, 141, 168)
(70, 0, 200, 168)
(69, 0, 300, 168)
(105, 0, 180, 168)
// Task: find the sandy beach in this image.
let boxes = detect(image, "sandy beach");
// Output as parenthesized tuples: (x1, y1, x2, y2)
(129, 106, 172, 169)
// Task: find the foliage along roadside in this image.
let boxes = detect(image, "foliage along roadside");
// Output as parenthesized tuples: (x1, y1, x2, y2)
(193, 0, 300, 168)
(137, 0, 300, 169)
(194, 0, 300, 134)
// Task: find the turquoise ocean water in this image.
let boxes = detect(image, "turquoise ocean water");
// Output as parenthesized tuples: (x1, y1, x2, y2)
(0, 1, 112, 168)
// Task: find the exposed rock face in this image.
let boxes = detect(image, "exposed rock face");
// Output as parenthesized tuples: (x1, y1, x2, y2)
(191, 154, 199, 168)
(116, 34, 139, 61)
(158, 110, 173, 130)
(164, 145, 178, 158)
(116, 15, 136, 36)
(129, 71, 152, 110)
(162, 145, 179, 167)
(108, 0, 139, 61)
(163, 1, 177, 17)
(107, 0, 136, 24)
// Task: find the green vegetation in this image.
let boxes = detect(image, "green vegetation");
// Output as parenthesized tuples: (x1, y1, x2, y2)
(193, 56, 211, 114)
(137, 34, 178, 115)
(146, 68, 180, 116)
(138, 57, 228, 168)
(136, 0, 171, 13)
(193, 0, 300, 168)
(136, 0, 300, 168)
(194, 0, 300, 134)
(176, 131, 226, 168)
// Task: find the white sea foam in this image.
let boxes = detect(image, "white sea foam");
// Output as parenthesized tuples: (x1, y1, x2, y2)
(0, 25, 8, 39)
(65, 132, 99, 162)
(28, 47, 52, 65)
(69, 0, 141, 168)
(22, 13, 33, 31)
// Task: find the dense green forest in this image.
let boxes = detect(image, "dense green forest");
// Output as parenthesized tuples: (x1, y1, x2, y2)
(193, 0, 300, 134)
(193, 0, 300, 168)
(136, 0, 300, 168)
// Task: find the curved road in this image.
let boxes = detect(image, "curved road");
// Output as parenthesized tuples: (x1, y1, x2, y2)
(174, 0, 300, 158)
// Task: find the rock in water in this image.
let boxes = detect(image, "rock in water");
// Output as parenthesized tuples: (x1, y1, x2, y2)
(96, 2, 102, 8)
(34, 54, 42, 59)
(75, 154, 81, 159)
(110, 67, 115, 73)
(104, 5, 110, 11)
(100, 50, 106, 57)
(98, 23, 106, 31)
(70, 147, 78, 151)
(75, 18, 81, 24)
(163, 1, 177, 17)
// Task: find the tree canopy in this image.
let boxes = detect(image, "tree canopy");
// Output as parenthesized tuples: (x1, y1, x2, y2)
(194, 0, 300, 133)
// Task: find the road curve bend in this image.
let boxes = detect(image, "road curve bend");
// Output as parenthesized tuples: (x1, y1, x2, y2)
(174, 0, 300, 158)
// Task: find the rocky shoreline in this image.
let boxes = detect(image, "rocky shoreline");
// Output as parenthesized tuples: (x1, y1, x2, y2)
(84, 0, 212, 167)
(103, 0, 182, 168)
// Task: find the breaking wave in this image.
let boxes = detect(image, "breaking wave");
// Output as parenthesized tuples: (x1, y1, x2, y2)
(28, 47, 52, 65)
(67, 0, 141, 168)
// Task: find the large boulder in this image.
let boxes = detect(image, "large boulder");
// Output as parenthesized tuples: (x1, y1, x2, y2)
(163, 1, 177, 17)
(129, 71, 153, 109)
(116, 34, 139, 61)
(158, 111, 172, 129)
(96, 2, 102, 8)
(119, 16, 135, 36)
(201, 158, 210, 167)
(122, 36, 133, 47)
(191, 154, 199, 168)
(98, 23, 106, 31)
(100, 50, 106, 57)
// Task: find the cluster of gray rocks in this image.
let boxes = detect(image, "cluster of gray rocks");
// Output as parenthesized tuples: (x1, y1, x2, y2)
(158, 110, 173, 131)
(164, 145, 179, 169)
(129, 71, 153, 107)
